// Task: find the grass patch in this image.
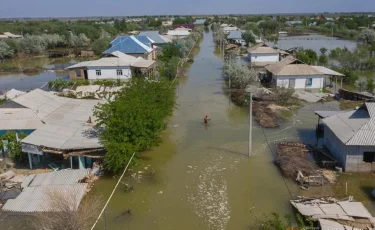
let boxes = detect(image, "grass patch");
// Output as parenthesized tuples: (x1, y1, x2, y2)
(339, 100, 364, 110)
(341, 82, 357, 92)
(277, 109, 294, 119)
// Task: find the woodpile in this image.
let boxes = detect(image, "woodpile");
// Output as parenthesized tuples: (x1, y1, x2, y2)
(276, 142, 317, 180)
(253, 101, 278, 128)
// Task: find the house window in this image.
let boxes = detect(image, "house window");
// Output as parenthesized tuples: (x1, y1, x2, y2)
(95, 70, 101, 76)
(305, 78, 312, 87)
(75, 70, 81, 77)
(363, 152, 375, 163)
(117, 69, 123, 76)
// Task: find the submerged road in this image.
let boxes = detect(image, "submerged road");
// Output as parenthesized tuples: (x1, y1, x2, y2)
(94, 31, 308, 230)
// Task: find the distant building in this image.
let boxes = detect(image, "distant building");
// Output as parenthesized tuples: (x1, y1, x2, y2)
(222, 26, 240, 33)
(162, 20, 173, 27)
(0, 32, 22, 39)
(173, 24, 195, 30)
(247, 43, 280, 64)
(320, 103, 375, 172)
(287, 21, 303, 26)
(193, 19, 206, 25)
(165, 30, 190, 39)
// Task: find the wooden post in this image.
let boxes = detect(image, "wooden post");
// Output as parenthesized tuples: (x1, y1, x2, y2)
(335, 77, 338, 93)
(28, 152, 33, 170)
(70, 156, 73, 169)
(341, 77, 343, 89)
(249, 92, 252, 157)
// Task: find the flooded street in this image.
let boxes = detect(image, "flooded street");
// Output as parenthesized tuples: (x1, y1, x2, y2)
(92, 31, 318, 230)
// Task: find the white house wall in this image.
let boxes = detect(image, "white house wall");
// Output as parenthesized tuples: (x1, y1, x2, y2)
(274, 75, 324, 89)
(87, 67, 132, 80)
(324, 126, 375, 172)
(248, 53, 279, 63)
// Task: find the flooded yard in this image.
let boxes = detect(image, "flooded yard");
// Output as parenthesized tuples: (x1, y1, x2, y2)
(266, 34, 357, 53)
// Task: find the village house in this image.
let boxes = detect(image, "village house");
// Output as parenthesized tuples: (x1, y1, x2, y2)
(0, 32, 22, 39)
(247, 43, 280, 64)
(104, 35, 155, 60)
(162, 20, 173, 27)
(0, 89, 105, 170)
(173, 24, 195, 30)
(193, 19, 206, 25)
(265, 56, 325, 89)
(165, 29, 190, 39)
(138, 31, 171, 57)
(67, 51, 155, 80)
(227, 30, 246, 46)
(318, 103, 375, 172)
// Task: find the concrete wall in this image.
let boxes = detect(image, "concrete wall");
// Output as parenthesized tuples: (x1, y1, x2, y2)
(248, 53, 279, 63)
(274, 75, 324, 89)
(87, 67, 132, 80)
(69, 69, 85, 80)
(324, 126, 375, 172)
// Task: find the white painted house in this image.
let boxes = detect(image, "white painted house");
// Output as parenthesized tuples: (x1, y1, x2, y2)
(67, 51, 155, 80)
(247, 44, 280, 64)
(265, 57, 324, 89)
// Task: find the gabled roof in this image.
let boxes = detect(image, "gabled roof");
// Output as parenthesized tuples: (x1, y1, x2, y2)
(138, 31, 171, 43)
(275, 64, 323, 76)
(265, 56, 302, 74)
(68, 51, 155, 69)
(249, 46, 279, 54)
(227, 30, 244, 39)
(323, 103, 375, 146)
(312, 66, 345, 77)
(104, 36, 153, 54)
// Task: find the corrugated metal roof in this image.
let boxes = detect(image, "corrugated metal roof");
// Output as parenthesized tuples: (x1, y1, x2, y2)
(276, 64, 324, 76)
(227, 30, 243, 39)
(312, 66, 345, 77)
(265, 56, 299, 74)
(21, 174, 36, 189)
(0, 89, 26, 100)
(314, 110, 347, 118)
(249, 46, 279, 54)
(2, 184, 87, 212)
(12, 89, 70, 120)
(104, 36, 153, 54)
(0, 108, 44, 130)
(323, 107, 370, 145)
(28, 169, 90, 187)
(318, 219, 347, 230)
(338, 201, 372, 218)
(67, 57, 132, 69)
(139, 31, 171, 43)
(222, 26, 239, 31)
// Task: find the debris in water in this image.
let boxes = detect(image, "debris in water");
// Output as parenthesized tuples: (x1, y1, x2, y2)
(157, 191, 163, 194)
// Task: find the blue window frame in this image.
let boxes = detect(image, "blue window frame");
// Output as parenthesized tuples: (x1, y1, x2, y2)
(305, 78, 312, 87)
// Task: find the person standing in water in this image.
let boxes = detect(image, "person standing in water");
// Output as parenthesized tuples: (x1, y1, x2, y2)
(204, 115, 210, 124)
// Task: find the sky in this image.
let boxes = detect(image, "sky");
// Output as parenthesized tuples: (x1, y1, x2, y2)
(0, 0, 374, 18)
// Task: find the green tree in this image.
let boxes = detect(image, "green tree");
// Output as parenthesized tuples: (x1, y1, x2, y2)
(91, 38, 111, 55)
(0, 131, 28, 162)
(320, 47, 328, 55)
(157, 43, 180, 61)
(296, 49, 318, 65)
(367, 78, 375, 93)
(242, 31, 255, 45)
(357, 29, 375, 45)
(318, 54, 328, 66)
(0, 40, 14, 58)
(94, 78, 175, 172)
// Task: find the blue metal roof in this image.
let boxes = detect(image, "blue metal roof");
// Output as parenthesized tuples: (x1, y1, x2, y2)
(135, 35, 153, 48)
(139, 31, 171, 44)
(227, 31, 243, 39)
(104, 36, 152, 54)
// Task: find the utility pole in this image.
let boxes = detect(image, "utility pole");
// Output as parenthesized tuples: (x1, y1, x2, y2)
(248, 92, 252, 157)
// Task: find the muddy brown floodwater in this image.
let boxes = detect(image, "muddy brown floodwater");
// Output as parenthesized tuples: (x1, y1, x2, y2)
(92, 31, 316, 230)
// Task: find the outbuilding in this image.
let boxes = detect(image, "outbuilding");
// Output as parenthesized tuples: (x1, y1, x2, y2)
(247, 44, 280, 64)
(320, 103, 375, 172)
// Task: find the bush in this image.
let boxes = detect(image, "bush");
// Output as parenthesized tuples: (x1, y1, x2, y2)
(91, 38, 111, 56)
(0, 131, 28, 162)
(273, 87, 295, 106)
